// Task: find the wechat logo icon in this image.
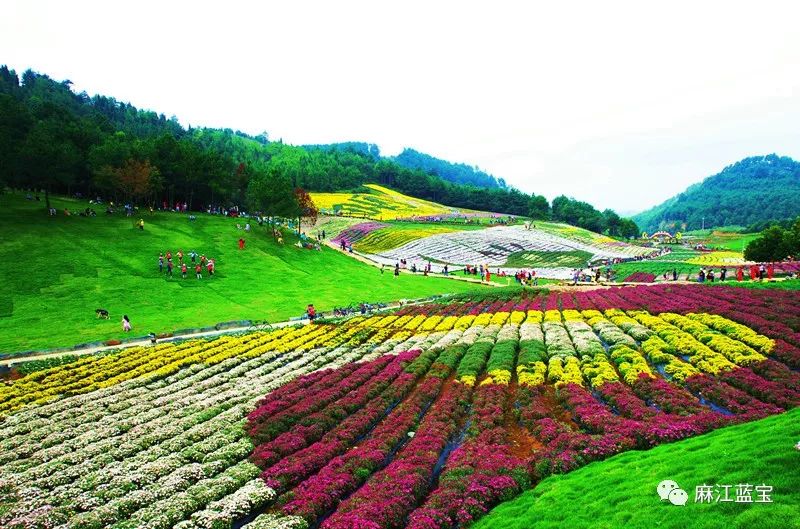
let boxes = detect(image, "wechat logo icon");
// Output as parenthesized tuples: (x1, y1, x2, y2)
(658, 480, 688, 506)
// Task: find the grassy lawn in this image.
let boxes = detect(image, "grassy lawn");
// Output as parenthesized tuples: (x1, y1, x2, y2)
(0, 192, 487, 354)
(710, 279, 800, 290)
(475, 408, 800, 529)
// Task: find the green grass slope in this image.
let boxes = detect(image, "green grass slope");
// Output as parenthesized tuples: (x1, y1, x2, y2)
(475, 408, 800, 529)
(0, 193, 486, 354)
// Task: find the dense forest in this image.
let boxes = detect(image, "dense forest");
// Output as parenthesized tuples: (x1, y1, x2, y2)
(0, 66, 638, 237)
(391, 148, 506, 189)
(634, 155, 800, 232)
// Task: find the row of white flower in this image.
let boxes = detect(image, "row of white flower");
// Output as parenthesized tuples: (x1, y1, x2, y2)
(375, 225, 649, 267)
(0, 328, 392, 529)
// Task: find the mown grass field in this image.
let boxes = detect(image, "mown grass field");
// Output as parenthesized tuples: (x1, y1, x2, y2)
(475, 408, 800, 529)
(0, 192, 488, 354)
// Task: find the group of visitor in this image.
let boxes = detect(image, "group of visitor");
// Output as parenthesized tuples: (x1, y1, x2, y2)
(158, 249, 215, 279)
(514, 269, 538, 286)
(697, 264, 774, 283)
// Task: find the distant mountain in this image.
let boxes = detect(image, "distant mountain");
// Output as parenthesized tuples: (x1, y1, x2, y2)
(633, 154, 800, 232)
(391, 148, 506, 189)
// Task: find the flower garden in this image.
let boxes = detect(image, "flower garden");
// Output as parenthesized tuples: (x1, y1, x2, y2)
(1, 284, 798, 529)
(311, 185, 456, 220)
(370, 225, 652, 274)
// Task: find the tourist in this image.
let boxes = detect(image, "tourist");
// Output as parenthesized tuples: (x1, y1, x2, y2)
(737, 267, 744, 281)
(195, 263, 202, 279)
(207, 259, 215, 276)
(138, 218, 144, 230)
(720, 267, 727, 281)
(200, 254, 206, 266)
(381, 264, 385, 274)
(158, 254, 164, 274)
(443, 264, 449, 276)
(394, 263, 400, 277)
(178, 250, 184, 263)
(190, 251, 196, 263)
(307, 304, 316, 321)
(245, 223, 251, 232)
(707, 269, 715, 282)
(759, 264, 766, 280)
(181, 262, 188, 279)
(166, 260, 173, 277)
(238, 238, 245, 250)
(322, 229, 326, 239)
(767, 263, 774, 280)
(485, 268, 491, 283)
(122, 315, 131, 332)
(698, 269, 706, 282)
(166, 251, 172, 262)
(672, 269, 677, 281)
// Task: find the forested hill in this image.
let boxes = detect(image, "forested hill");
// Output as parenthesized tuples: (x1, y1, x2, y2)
(391, 148, 506, 189)
(0, 65, 638, 236)
(634, 155, 800, 232)
(301, 144, 506, 190)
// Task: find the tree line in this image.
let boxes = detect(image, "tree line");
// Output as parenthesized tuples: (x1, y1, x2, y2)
(0, 66, 639, 237)
(744, 217, 800, 262)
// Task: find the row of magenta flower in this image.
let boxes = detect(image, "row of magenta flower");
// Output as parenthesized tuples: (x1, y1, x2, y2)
(244, 340, 797, 529)
(398, 285, 800, 368)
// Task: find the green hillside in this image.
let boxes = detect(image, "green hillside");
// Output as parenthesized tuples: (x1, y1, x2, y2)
(475, 408, 800, 529)
(634, 155, 800, 232)
(0, 192, 486, 354)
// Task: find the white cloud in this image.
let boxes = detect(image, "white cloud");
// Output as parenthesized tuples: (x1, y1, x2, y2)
(3, 0, 799, 212)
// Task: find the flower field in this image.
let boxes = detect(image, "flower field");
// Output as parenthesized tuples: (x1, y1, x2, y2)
(1, 285, 799, 529)
(370, 225, 652, 274)
(311, 184, 455, 220)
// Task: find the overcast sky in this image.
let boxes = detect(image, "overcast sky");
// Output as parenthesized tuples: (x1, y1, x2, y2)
(3, 1, 800, 214)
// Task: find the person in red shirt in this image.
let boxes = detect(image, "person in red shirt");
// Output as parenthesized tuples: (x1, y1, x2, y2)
(177, 250, 184, 263)
(166, 251, 172, 261)
(195, 263, 202, 279)
(181, 263, 188, 278)
(207, 259, 214, 276)
(238, 238, 245, 250)
(737, 267, 744, 281)
(767, 263, 774, 280)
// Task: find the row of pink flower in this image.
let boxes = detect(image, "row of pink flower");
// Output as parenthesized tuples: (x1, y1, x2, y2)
(407, 382, 529, 529)
(331, 222, 389, 245)
(623, 272, 657, 283)
(248, 354, 396, 444)
(279, 348, 466, 524)
(247, 362, 362, 425)
(320, 382, 472, 529)
(252, 352, 415, 469)
(262, 350, 434, 492)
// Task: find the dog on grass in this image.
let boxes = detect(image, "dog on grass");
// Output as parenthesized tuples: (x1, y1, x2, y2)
(96, 309, 109, 319)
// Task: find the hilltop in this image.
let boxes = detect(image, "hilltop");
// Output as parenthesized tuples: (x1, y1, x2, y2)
(634, 154, 800, 232)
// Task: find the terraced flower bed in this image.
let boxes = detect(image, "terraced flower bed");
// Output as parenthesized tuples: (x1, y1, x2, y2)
(373, 225, 652, 270)
(1, 284, 798, 529)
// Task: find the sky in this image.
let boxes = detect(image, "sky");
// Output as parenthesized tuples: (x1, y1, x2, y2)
(3, 1, 800, 214)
